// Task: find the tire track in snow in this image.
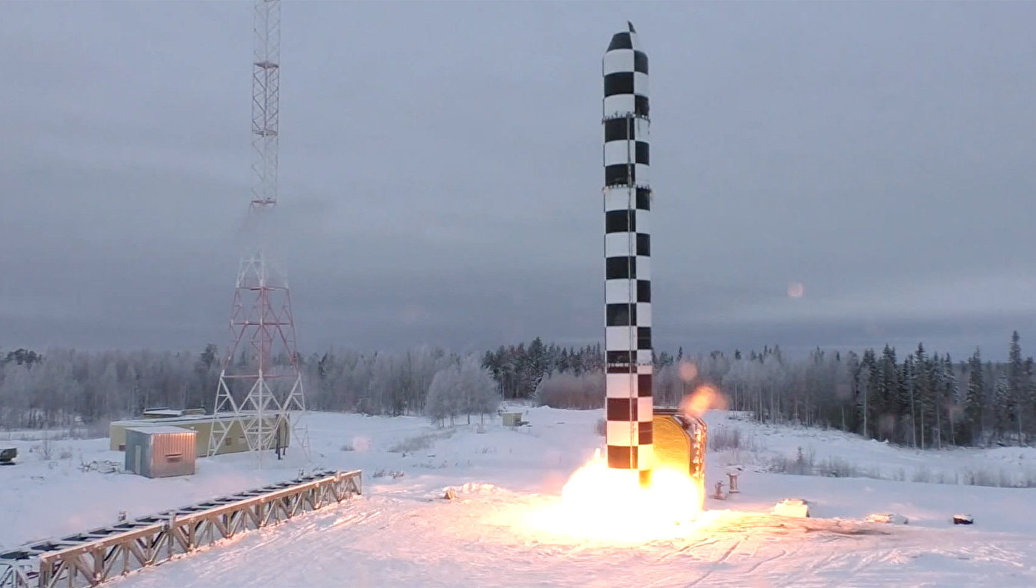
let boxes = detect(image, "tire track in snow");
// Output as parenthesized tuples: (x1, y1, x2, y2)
(768, 530, 898, 587)
(685, 538, 743, 586)
(777, 551, 840, 587)
(654, 538, 720, 563)
(742, 547, 789, 575)
(836, 548, 896, 587)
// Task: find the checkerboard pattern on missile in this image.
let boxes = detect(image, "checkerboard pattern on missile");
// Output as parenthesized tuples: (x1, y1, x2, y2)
(602, 22, 653, 486)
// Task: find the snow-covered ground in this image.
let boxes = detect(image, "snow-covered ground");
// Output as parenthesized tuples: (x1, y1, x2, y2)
(2, 408, 1035, 586)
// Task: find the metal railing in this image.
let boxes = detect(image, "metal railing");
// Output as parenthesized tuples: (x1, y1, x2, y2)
(0, 469, 361, 587)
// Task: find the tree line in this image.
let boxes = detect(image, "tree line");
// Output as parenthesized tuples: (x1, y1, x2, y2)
(486, 334, 1036, 448)
(2, 332, 1034, 447)
(712, 335, 1034, 448)
(0, 345, 500, 431)
(481, 338, 604, 400)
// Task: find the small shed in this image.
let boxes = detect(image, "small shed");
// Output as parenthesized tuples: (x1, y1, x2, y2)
(124, 426, 196, 478)
(110, 414, 287, 457)
(501, 412, 526, 427)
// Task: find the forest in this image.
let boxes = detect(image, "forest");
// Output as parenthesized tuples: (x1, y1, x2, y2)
(1, 332, 1034, 449)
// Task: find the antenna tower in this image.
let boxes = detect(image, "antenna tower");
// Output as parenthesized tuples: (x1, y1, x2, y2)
(209, 0, 309, 464)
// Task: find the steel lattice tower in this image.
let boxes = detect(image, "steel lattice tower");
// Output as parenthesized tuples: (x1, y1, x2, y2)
(209, 0, 309, 464)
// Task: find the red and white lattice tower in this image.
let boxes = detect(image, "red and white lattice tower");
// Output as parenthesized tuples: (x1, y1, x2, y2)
(209, 0, 309, 464)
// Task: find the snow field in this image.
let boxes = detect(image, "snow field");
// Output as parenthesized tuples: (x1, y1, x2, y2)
(2, 408, 1035, 586)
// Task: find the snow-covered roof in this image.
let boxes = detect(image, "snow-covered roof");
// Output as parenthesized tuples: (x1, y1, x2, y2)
(111, 413, 238, 427)
(125, 426, 196, 436)
(143, 409, 184, 417)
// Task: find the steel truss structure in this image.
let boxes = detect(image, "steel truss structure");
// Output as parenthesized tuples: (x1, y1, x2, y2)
(249, 0, 280, 209)
(209, 246, 306, 459)
(0, 470, 361, 588)
(210, 0, 309, 463)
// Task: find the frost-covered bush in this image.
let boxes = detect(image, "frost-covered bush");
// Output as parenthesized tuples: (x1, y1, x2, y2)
(424, 356, 500, 426)
(387, 430, 454, 454)
(769, 446, 815, 475)
(535, 371, 603, 409)
(34, 437, 54, 460)
(816, 457, 857, 478)
(960, 466, 1036, 488)
(911, 466, 933, 484)
(709, 427, 758, 451)
(709, 427, 741, 451)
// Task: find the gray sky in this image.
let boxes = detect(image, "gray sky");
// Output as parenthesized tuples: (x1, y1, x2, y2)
(1, 1, 1034, 360)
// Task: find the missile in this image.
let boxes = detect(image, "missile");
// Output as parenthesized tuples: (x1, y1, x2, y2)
(602, 22, 653, 486)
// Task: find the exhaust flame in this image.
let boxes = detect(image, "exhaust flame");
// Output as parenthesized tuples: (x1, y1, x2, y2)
(519, 389, 727, 543)
(525, 450, 702, 542)
(680, 384, 728, 419)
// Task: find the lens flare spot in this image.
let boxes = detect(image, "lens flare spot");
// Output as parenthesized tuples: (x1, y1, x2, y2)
(678, 361, 698, 382)
(787, 282, 805, 298)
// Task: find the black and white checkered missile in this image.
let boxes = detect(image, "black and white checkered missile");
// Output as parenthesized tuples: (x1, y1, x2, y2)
(602, 22, 653, 486)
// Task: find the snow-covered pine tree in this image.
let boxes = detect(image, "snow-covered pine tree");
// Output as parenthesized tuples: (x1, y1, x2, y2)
(1007, 331, 1027, 445)
(899, 355, 917, 447)
(993, 371, 1011, 442)
(962, 349, 984, 444)
(846, 350, 864, 436)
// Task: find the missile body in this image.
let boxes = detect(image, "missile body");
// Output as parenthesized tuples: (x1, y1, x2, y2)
(602, 22, 653, 486)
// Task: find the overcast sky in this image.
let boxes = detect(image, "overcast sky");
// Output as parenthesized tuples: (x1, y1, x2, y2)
(1, 1, 1034, 360)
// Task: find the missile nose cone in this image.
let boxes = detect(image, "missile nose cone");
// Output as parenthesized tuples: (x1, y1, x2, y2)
(607, 24, 638, 51)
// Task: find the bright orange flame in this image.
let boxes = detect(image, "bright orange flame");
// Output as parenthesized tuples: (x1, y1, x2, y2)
(680, 385, 728, 418)
(525, 451, 703, 542)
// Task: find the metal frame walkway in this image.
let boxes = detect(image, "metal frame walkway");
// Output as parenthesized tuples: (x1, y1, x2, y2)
(0, 469, 361, 587)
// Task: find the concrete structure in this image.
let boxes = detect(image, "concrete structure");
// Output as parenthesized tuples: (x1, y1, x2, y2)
(124, 426, 197, 478)
(110, 414, 288, 458)
(602, 22, 654, 485)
